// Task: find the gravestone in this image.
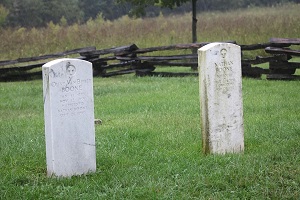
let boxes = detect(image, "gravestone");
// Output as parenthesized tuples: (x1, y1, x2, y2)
(198, 43, 244, 154)
(42, 58, 96, 177)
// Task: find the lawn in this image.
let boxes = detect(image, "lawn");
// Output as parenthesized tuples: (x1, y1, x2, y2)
(0, 3, 299, 199)
(0, 75, 299, 199)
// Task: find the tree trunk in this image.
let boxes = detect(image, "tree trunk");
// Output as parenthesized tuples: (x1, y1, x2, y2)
(191, 0, 198, 70)
(192, 0, 197, 44)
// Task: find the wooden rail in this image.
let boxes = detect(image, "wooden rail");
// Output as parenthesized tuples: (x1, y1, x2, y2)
(0, 38, 299, 81)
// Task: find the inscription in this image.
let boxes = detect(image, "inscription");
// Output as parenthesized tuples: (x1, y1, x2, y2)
(214, 60, 234, 71)
(50, 79, 92, 88)
(214, 59, 235, 92)
(62, 85, 83, 92)
(56, 89, 89, 117)
(48, 62, 92, 117)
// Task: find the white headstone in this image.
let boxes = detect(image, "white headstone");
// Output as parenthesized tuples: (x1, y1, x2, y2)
(43, 58, 96, 177)
(198, 43, 244, 154)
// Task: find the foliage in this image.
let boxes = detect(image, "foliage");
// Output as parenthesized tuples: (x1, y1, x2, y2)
(0, 4, 8, 27)
(116, 0, 300, 17)
(0, 0, 299, 27)
(0, 3, 299, 60)
(116, 0, 192, 16)
(79, 0, 129, 21)
(43, 0, 83, 25)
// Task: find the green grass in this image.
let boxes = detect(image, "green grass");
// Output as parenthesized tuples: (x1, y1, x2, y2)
(0, 76, 299, 199)
(0, 3, 299, 199)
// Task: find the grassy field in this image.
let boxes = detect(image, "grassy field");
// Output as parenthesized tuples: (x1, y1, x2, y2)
(0, 76, 299, 199)
(0, 3, 300, 60)
(0, 3, 300, 199)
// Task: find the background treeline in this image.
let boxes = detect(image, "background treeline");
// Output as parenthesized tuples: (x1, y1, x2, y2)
(0, 0, 299, 27)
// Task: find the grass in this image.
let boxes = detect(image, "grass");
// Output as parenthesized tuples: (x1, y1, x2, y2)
(0, 76, 299, 199)
(0, 3, 300, 199)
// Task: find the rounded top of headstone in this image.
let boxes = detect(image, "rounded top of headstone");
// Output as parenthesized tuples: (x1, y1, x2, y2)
(42, 58, 92, 69)
(198, 42, 240, 52)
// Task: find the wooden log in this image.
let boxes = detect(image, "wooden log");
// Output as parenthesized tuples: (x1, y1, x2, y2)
(270, 38, 300, 45)
(269, 61, 300, 69)
(89, 61, 107, 67)
(266, 74, 300, 80)
(117, 54, 197, 61)
(241, 63, 251, 69)
(240, 43, 269, 50)
(265, 47, 300, 57)
(100, 69, 137, 77)
(0, 71, 42, 82)
(241, 64, 268, 78)
(134, 62, 156, 71)
(88, 56, 117, 63)
(0, 46, 96, 67)
(240, 43, 287, 51)
(133, 41, 236, 54)
(101, 61, 140, 70)
(242, 54, 290, 65)
(92, 63, 107, 76)
(134, 43, 209, 54)
(146, 61, 198, 67)
(0, 56, 88, 74)
(136, 71, 198, 77)
(99, 62, 155, 77)
(80, 44, 138, 57)
(114, 46, 139, 56)
(269, 61, 297, 74)
(241, 41, 291, 50)
(0, 62, 44, 73)
(269, 68, 296, 75)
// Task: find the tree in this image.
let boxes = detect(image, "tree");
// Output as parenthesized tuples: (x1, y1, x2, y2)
(79, 0, 130, 21)
(79, 0, 103, 21)
(5, 0, 45, 27)
(1, 0, 83, 27)
(117, 0, 198, 43)
(43, 0, 83, 25)
(0, 4, 9, 27)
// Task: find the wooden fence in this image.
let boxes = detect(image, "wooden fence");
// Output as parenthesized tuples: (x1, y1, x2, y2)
(0, 38, 299, 81)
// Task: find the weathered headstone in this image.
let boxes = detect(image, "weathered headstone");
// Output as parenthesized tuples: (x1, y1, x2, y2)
(43, 58, 96, 177)
(198, 43, 244, 154)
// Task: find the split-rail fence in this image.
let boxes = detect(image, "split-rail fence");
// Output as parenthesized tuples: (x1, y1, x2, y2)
(0, 38, 299, 81)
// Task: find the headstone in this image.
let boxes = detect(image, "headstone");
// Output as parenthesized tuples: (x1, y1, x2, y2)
(198, 43, 244, 154)
(42, 58, 96, 177)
